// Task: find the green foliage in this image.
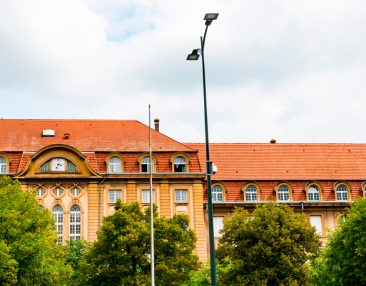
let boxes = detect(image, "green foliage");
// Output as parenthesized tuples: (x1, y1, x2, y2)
(217, 204, 320, 286)
(311, 198, 366, 285)
(65, 240, 89, 285)
(0, 176, 72, 285)
(82, 201, 198, 285)
(0, 240, 18, 285)
(183, 259, 232, 286)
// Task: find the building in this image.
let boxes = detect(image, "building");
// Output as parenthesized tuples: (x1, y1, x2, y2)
(189, 142, 366, 246)
(0, 119, 207, 260)
(0, 119, 364, 260)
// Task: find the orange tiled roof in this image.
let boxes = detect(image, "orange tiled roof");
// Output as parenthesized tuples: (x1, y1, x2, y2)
(187, 143, 366, 181)
(0, 119, 195, 152)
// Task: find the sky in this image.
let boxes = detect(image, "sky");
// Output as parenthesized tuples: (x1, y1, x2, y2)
(1, 0, 366, 143)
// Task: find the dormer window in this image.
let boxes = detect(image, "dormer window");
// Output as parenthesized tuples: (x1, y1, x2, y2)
(277, 184, 291, 201)
(141, 156, 154, 173)
(0, 156, 7, 174)
(174, 156, 187, 173)
(308, 185, 320, 201)
(245, 184, 258, 201)
(109, 156, 122, 173)
(212, 184, 224, 202)
(336, 184, 349, 201)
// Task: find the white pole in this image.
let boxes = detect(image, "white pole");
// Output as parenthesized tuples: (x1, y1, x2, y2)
(149, 104, 155, 286)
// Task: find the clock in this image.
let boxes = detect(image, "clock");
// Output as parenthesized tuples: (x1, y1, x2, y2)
(51, 158, 66, 172)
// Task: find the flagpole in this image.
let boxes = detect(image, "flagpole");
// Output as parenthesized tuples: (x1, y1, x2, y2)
(149, 104, 155, 286)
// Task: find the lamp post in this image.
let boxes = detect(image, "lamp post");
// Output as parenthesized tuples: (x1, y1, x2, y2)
(187, 12, 219, 286)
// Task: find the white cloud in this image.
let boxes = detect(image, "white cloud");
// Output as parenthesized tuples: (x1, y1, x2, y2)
(1, 0, 366, 143)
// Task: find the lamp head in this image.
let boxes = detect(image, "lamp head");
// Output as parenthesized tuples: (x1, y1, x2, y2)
(186, 49, 200, 60)
(204, 13, 219, 25)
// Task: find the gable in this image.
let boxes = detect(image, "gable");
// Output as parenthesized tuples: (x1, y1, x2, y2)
(16, 144, 99, 178)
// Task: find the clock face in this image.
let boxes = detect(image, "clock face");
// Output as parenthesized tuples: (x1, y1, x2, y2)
(51, 158, 66, 172)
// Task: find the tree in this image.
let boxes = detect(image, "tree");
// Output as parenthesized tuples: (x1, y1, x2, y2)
(82, 201, 199, 286)
(64, 240, 90, 285)
(312, 198, 366, 285)
(0, 176, 71, 285)
(216, 204, 320, 286)
(0, 240, 18, 285)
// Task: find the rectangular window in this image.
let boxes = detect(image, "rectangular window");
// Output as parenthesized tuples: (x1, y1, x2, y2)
(109, 190, 122, 203)
(337, 191, 348, 201)
(308, 192, 320, 201)
(174, 164, 186, 173)
(310, 215, 323, 236)
(213, 216, 224, 237)
(0, 165, 6, 173)
(142, 189, 155, 203)
(175, 189, 188, 203)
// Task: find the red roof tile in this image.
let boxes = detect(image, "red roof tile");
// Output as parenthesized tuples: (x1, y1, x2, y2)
(187, 143, 366, 181)
(0, 119, 194, 152)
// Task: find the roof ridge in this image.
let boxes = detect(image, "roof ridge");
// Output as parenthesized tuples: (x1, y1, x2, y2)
(0, 118, 138, 121)
(185, 142, 366, 145)
(135, 121, 198, 152)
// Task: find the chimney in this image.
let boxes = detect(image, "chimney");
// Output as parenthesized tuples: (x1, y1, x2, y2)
(270, 138, 276, 144)
(154, 118, 160, 132)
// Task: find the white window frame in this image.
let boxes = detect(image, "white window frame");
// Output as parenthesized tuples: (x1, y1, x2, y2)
(213, 216, 224, 237)
(310, 215, 323, 236)
(52, 205, 63, 244)
(246, 185, 257, 201)
(212, 185, 224, 202)
(308, 185, 320, 201)
(109, 156, 122, 173)
(70, 205, 81, 241)
(0, 157, 7, 173)
(141, 157, 154, 173)
(175, 189, 188, 203)
(174, 156, 187, 173)
(336, 184, 348, 201)
(278, 185, 290, 201)
(109, 189, 122, 203)
(142, 189, 155, 203)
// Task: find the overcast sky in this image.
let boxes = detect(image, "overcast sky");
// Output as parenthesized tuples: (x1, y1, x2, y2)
(1, 0, 366, 143)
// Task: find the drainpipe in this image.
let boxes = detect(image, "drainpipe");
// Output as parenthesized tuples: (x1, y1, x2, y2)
(98, 174, 108, 229)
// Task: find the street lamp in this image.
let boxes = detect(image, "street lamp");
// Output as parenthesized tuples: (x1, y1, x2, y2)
(187, 12, 219, 286)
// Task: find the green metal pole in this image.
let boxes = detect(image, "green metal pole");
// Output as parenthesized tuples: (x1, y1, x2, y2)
(201, 26, 217, 285)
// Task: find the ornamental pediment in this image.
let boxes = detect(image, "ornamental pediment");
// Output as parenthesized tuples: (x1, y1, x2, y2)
(15, 144, 99, 178)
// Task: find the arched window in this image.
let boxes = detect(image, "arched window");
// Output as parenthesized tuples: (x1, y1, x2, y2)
(70, 205, 81, 241)
(52, 205, 63, 244)
(141, 156, 154, 173)
(278, 184, 290, 201)
(212, 185, 224, 202)
(245, 185, 257, 201)
(308, 185, 320, 201)
(174, 156, 187, 172)
(109, 156, 122, 173)
(0, 156, 7, 173)
(336, 184, 348, 201)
